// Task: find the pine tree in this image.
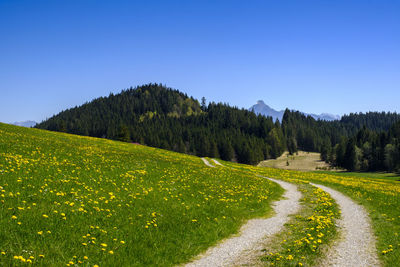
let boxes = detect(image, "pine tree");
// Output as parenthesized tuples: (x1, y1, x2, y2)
(344, 139, 358, 171)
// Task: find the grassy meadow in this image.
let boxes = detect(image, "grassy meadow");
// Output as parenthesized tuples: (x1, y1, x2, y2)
(2, 122, 400, 266)
(0, 123, 283, 266)
(258, 151, 331, 172)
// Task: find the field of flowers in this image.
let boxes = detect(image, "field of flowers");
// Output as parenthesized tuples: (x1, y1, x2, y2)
(222, 160, 400, 267)
(0, 123, 283, 266)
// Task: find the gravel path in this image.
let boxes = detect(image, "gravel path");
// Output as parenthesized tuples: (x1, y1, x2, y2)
(311, 183, 380, 267)
(211, 159, 223, 166)
(201, 158, 215, 168)
(185, 178, 301, 267)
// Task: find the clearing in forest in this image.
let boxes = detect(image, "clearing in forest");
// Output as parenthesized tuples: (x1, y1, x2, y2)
(258, 151, 331, 171)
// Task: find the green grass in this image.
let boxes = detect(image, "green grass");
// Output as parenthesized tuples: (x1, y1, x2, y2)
(0, 123, 283, 266)
(3, 122, 399, 266)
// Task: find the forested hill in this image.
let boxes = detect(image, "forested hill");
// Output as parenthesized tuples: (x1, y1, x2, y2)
(36, 84, 286, 164)
(37, 85, 202, 136)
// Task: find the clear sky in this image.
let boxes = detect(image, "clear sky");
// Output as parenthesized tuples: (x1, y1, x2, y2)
(1, 0, 399, 123)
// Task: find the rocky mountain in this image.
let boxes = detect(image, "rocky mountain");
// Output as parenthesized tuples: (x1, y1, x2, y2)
(249, 100, 340, 121)
(12, 120, 37, 128)
(249, 100, 284, 122)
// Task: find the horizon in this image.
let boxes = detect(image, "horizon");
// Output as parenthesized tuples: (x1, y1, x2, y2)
(1, 0, 399, 123)
(8, 84, 400, 125)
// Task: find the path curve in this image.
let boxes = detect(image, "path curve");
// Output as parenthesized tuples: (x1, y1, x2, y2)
(311, 183, 380, 267)
(185, 177, 301, 267)
(211, 159, 223, 166)
(201, 158, 215, 168)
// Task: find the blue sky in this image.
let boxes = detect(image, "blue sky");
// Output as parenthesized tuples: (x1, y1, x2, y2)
(1, 0, 399, 123)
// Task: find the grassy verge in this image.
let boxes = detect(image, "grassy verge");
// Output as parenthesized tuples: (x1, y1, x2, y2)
(0, 123, 283, 266)
(261, 183, 340, 266)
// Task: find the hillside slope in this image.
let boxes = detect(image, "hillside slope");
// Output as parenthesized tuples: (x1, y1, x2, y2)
(0, 123, 282, 266)
(35, 84, 287, 164)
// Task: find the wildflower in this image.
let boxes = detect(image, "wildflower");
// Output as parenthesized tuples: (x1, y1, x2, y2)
(108, 250, 114, 254)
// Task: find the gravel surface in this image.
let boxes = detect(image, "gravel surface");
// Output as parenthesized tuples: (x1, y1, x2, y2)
(311, 183, 381, 267)
(201, 158, 215, 168)
(212, 159, 223, 166)
(185, 178, 301, 267)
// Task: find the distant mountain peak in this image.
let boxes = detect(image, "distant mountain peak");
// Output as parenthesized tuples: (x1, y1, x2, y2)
(249, 101, 340, 121)
(12, 120, 37, 128)
(250, 101, 284, 122)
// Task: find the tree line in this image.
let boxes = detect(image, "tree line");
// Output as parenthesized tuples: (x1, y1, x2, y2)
(281, 109, 400, 172)
(36, 83, 400, 171)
